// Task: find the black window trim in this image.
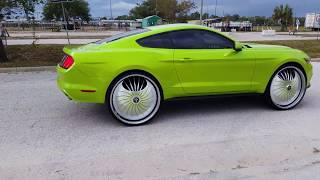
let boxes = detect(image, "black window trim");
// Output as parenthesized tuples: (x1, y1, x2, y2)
(96, 28, 150, 44)
(136, 29, 236, 50)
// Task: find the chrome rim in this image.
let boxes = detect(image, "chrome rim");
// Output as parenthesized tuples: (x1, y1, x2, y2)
(270, 66, 306, 108)
(110, 74, 160, 124)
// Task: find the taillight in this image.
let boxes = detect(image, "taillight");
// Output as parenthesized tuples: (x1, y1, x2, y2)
(60, 55, 74, 69)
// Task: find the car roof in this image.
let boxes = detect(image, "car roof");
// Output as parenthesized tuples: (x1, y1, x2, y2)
(100, 23, 236, 47)
(146, 23, 211, 32)
(143, 23, 235, 42)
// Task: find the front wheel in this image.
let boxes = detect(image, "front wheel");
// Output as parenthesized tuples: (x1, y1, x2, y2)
(108, 73, 161, 125)
(266, 65, 307, 110)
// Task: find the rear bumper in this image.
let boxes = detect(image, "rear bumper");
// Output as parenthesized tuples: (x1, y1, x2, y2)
(57, 65, 107, 103)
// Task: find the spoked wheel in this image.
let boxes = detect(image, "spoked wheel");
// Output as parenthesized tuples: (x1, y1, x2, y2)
(109, 73, 161, 125)
(266, 66, 306, 110)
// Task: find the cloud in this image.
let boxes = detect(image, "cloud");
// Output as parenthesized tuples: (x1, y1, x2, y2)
(195, 0, 319, 17)
(88, 0, 136, 17)
(87, 0, 319, 18)
(112, 1, 136, 11)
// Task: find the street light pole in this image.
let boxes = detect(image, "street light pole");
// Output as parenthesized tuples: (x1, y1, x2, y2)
(200, 0, 203, 25)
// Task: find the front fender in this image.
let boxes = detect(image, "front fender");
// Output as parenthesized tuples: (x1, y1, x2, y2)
(252, 48, 312, 94)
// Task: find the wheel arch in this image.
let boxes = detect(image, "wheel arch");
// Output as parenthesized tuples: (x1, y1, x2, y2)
(264, 61, 307, 94)
(105, 69, 164, 103)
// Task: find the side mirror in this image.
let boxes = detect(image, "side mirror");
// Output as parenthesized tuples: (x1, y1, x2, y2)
(234, 41, 243, 51)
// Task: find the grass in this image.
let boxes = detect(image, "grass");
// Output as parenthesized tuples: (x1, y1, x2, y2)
(250, 40, 320, 58)
(0, 40, 319, 68)
(253, 26, 311, 32)
(7, 36, 107, 40)
(1, 45, 65, 68)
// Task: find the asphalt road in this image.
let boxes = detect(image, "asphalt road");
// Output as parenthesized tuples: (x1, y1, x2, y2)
(0, 63, 320, 180)
(6, 31, 320, 45)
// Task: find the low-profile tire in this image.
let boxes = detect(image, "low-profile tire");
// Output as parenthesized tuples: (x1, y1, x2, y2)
(108, 72, 161, 125)
(265, 65, 307, 110)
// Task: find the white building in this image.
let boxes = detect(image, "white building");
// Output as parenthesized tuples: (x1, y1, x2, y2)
(305, 13, 320, 29)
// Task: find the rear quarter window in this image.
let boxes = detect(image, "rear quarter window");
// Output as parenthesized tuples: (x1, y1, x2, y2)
(136, 33, 173, 49)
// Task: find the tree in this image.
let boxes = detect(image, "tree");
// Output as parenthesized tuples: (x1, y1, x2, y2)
(176, 0, 196, 22)
(272, 4, 293, 31)
(202, 13, 209, 19)
(189, 11, 209, 21)
(209, 14, 219, 18)
(1, 0, 44, 62)
(231, 14, 240, 21)
(251, 16, 268, 26)
(222, 14, 240, 22)
(189, 11, 200, 20)
(13, 0, 43, 21)
(129, 0, 195, 22)
(0, 0, 15, 63)
(43, 0, 91, 22)
(129, 0, 154, 19)
(115, 15, 134, 20)
(297, 17, 305, 26)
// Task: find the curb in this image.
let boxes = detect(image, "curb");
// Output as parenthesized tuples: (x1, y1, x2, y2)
(0, 66, 56, 73)
(311, 58, 320, 62)
(0, 58, 319, 74)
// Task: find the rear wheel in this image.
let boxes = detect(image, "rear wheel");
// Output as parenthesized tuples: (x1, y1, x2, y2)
(266, 65, 306, 110)
(108, 73, 161, 125)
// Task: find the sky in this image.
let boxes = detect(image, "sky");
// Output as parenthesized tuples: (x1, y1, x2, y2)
(87, 0, 320, 18)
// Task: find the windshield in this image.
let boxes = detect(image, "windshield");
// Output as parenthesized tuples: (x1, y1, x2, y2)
(95, 29, 149, 44)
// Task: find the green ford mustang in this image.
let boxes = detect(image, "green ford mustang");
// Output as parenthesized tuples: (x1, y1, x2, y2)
(57, 24, 313, 125)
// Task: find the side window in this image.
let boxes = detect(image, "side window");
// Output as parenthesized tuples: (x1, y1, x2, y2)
(201, 30, 234, 49)
(137, 33, 173, 49)
(168, 30, 204, 49)
(169, 30, 234, 49)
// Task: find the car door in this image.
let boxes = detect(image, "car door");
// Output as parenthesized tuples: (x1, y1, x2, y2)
(135, 32, 184, 99)
(171, 29, 256, 95)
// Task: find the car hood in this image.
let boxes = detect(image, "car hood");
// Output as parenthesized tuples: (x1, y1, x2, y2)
(243, 43, 309, 61)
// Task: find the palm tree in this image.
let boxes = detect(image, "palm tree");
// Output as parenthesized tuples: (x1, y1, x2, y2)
(272, 4, 293, 31)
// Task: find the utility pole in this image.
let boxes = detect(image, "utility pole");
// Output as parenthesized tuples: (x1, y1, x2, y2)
(317, 12, 320, 40)
(200, 0, 203, 25)
(109, 0, 113, 19)
(49, 0, 72, 45)
(313, 12, 319, 40)
(215, 0, 218, 17)
(155, 0, 158, 15)
(61, 2, 70, 44)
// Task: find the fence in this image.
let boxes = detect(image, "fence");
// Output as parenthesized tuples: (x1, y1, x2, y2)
(2, 20, 141, 32)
